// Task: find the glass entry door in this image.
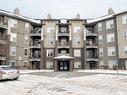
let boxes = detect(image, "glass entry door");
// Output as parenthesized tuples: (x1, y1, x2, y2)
(59, 61, 69, 71)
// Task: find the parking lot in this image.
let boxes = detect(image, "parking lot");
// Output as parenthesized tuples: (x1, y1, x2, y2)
(1, 70, 127, 95)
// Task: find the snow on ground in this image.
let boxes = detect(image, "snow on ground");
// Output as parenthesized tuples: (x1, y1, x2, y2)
(20, 70, 54, 74)
(1, 71, 127, 95)
(78, 69, 127, 74)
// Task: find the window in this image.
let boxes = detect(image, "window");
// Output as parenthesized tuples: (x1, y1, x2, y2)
(61, 50, 66, 54)
(99, 48, 103, 57)
(73, 27, 80, 32)
(47, 37, 54, 45)
(25, 23, 29, 31)
(47, 49, 53, 57)
(106, 19, 114, 29)
(107, 33, 115, 42)
(60, 19, 67, 23)
(9, 60, 16, 67)
(74, 61, 81, 68)
(46, 61, 53, 69)
(108, 60, 115, 69)
(73, 37, 81, 45)
(124, 31, 127, 39)
(122, 14, 127, 24)
(10, 46, 16, 56)
(9, 18, 17, 28)
(98, 22, 102, 31)
(125, 60, 127, 69)
(24, 35, 28, 43)
(125, 46, 127, 55)
(24, 49, 28, 56)
(108, 47, 115, 56)
(60, 27, 68, 33)
(99, 61, 104, 66)
(47, 27, 54, 33)
(98, 35, 102, 44)
(74, 49, 81, 57)
(10, 33, 17, 42)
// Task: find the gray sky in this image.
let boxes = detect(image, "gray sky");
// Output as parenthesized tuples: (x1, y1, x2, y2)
(0, 0, 127, 19)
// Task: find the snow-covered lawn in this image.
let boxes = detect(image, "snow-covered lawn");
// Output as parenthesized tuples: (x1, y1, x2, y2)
(1, 72, 127, 95)
(78, 69, 127, 74)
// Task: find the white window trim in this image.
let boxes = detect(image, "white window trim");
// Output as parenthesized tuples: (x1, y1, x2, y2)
(74, 61, 81, 68)
(98, 22, 102, 31)
(107, 33, 115, 43)
(46, 49, 53, 57)
(122, 14, 127, 24)
(106, 19, 114, 29)
(99, 48, 103, 57)
(74, 49, 81, 57)
(10, 46, 16, 56)
(107, 47, 116, 56)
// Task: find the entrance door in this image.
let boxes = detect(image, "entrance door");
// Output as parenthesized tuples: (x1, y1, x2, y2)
(89, 62, 96, 69)
(59, 61, 69, 71)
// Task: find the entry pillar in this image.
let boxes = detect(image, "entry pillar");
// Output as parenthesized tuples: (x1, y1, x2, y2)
(70, 60, 74, 71)
(54, 60, 58, 71)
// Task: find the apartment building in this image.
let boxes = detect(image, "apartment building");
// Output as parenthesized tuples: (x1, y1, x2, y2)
(0, 8, 40, 69)
(115, 11, 127, 69)
(0, 15, 10, 65)
(40, 15, 87, 71)
(0, 8, 127, 70)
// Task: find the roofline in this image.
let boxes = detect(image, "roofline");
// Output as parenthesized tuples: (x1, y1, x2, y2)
(0, 9, 41, 24)
(40, 18, 86, 21)
(114, 10, 127, 16)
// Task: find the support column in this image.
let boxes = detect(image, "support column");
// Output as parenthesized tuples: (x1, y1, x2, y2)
(70, 60, 74, 71)
(54, 60, 58, 71)
(40, 27, 46, 69)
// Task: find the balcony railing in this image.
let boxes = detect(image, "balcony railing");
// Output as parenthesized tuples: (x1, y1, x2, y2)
(58, 42, 69, 48)
(86, 43, 98, 49)
(0, 35, 7, 44)
(29, 56, 41, 62)
(30, 28, 41, 36)
(0, 56, 6, 60)
(0, 22, 7, 29)
(58, 53, 69, 56)
(86, 29, 97, 36)
(86, 57, 98, 61)
(58, 32, 69, 36)
(29, 44, 41, 49)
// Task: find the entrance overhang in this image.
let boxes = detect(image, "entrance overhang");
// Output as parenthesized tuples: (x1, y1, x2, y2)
(54, 55, 74, 60)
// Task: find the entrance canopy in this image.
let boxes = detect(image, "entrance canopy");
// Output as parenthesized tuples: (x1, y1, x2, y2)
(54, 55, 74, 60)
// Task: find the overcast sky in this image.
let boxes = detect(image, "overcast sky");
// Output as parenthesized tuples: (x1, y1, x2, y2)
(0, 0, 127, 19)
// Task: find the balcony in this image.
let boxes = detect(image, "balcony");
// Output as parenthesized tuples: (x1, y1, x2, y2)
(86, 29, 97, 37)
(0, 56, 6, 60)
(86, 56, 98, 61)
(58, 32, 69, 36)
(0, 40, 7, 44)
(30, 28, 41, 37)
(0, 36, 7, 44)
(29, 57, 41, 62)
(29, 44, 41, 49)
(86, 42, 98, 49)
(29, 53, 41, 61)
(58, 53, 69, 56)
(0, 22, 7, 29)
(58, 42, 69, 48)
